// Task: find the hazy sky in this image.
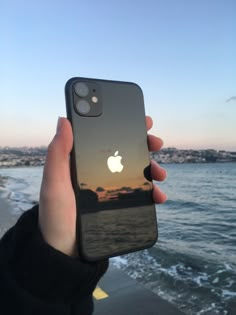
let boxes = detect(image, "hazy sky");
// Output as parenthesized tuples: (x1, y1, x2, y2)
(1, 0, 235, 150)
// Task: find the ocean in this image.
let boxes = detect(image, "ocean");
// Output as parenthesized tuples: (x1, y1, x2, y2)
(0, 163, 236, 314)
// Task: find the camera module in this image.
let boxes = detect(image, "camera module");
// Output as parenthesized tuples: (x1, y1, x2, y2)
(74, 82, 89, 97)
(72, 80, 102, 117)
(76, 100, 90, 114)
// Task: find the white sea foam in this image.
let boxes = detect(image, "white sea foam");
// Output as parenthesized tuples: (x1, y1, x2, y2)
(0, 167, 42, 214)
(212, 277, 219, 284)
(222, 289, 236, 298)
(196, 304, 228, 315)
(111, 256, 128, 268)
(224, 263, 233, 271)
(193, 273, 209, 286)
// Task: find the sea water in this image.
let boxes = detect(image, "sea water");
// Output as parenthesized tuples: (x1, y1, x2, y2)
(0, 163, 236, 314)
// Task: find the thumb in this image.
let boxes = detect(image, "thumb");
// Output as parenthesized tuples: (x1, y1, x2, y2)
(42, 117, 73, 186)
(39, 117, 76, 256)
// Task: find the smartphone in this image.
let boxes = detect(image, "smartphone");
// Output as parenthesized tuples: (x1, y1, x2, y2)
(65, 77, 157, 261)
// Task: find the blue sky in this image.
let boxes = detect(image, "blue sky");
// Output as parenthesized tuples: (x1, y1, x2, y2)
(1, 0, 235, 149)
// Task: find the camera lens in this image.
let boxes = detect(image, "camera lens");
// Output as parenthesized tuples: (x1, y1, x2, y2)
(74, 82, 89, 97)
(76, 100, 90, 114)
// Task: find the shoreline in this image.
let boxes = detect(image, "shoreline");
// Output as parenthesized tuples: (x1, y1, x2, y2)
(94, 265, 185, 315)
(0, 188, 19, 238)
(0, 180, 185, 315)
(1, 147, 236, 167)
(0, 160, 236, 170)
(0, 168, 235, 314)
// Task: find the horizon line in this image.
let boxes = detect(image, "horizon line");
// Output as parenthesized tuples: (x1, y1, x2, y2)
(0, 145, 236, 153)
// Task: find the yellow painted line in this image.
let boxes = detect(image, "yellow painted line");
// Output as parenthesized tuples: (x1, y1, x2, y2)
(93, 286, 109, 300)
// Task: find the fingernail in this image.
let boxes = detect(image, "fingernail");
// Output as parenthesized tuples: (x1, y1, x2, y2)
(56, 117, 63, 134)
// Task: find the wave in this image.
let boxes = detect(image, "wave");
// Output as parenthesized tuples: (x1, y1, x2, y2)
(1, 164, 236, 314)
(0, 169, 41, 214)
(111, 244, 236, 314)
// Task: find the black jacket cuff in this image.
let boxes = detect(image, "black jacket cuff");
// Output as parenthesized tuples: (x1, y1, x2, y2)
(1, 205, 108, 304)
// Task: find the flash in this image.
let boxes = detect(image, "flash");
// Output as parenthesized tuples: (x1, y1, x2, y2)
(91, 96, 98, 103)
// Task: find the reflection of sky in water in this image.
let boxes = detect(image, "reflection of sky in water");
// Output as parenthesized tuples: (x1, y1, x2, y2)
(95, 182, 150, 202)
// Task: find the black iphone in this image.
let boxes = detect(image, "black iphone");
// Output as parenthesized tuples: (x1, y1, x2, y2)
(65, 77, 157, 261)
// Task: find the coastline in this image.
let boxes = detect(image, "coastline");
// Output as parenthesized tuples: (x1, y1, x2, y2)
(0, 166, 235, 314)
(0, 184, 19, 238)
(1, 147, 236, 168)
(0, 176, 185, 315)
(94, 265, 185, 315)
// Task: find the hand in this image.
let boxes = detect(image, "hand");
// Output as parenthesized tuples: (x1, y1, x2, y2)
(146, 116, 167, 204)
(39, 117, 167, 256)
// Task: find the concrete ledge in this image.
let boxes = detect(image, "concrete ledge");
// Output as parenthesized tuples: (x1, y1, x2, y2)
(94, 265, 185, 315)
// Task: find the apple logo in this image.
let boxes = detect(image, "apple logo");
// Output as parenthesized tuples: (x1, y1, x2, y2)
(107, 151, 124, 173)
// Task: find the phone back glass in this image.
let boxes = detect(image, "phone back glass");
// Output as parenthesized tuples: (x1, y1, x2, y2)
(65, 78, 157, 260)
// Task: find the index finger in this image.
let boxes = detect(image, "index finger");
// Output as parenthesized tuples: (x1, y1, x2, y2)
(146, 116, 153, 131)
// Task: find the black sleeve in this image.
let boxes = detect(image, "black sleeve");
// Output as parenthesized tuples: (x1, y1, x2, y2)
(0, 205, 108, 315)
